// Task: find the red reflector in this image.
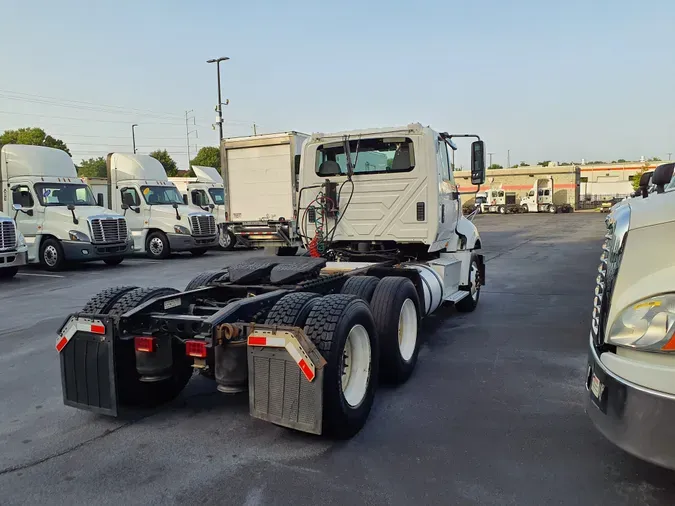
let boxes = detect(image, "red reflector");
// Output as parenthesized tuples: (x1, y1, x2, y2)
(134, 336, 156, 353)
(56, 336, 68, 353)
(90, 324, 105, 334)
(185, 340, 207, 358)
(248, 336, 266, 346)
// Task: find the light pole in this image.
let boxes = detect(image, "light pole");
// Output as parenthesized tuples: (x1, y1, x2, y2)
(131, 124, 138, 154)
(206, 56, 230, 140)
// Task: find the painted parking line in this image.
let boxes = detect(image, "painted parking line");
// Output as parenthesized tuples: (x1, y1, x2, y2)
(16, 272, 65, 278)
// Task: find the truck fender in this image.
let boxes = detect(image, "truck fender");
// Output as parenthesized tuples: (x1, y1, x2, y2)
(456, 216, 481, 251)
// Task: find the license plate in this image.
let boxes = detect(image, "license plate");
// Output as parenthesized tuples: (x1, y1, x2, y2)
(591, 374, 602, 399)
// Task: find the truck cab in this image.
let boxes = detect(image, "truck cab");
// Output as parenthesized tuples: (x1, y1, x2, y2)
(0, 208, 28, 279)
(586, 163, 675, 470)
(169, 166, 230, 249)
(0, 145, 132, 271)
(106, 154, 218, 259)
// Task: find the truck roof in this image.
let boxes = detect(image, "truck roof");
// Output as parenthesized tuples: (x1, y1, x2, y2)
(222, 131, 309, 148)
(1, 145, 77, 179)
(309, 123, 430, 142)
(192, 165, 223, 183)
(107, 153, 168, 183)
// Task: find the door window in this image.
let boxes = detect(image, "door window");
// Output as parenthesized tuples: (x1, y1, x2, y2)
(121, 187, 140, 207)
(191, 189, 209, 206)
(436, 138, 454, 182)
(12, 185, 34, 208)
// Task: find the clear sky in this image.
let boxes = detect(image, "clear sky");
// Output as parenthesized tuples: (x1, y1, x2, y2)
(0, 0, 673, 169)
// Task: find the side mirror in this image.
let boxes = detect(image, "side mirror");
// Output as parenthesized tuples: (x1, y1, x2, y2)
(652, 163, 675, 193)
(470, 140, 486, 185)
(182, 194, 188, 205)
(12, 203, 22, 211)
(97, 193, 104, 207)
(209, 203, 215, 210)
(121, 204, 129, 210)
(639, 171, 653, 198)
(67, 204, 76, 211)
(172, 203, 179, 209)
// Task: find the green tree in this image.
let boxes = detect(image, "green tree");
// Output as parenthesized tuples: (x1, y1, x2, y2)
(632, 167, 648, 191)
(488, 163, 503, 170)
(77, 157, 107, 177)
(519, 161, 528, 167)
(617, 159, 627, 163)
(649, 157, 662, 162)
(537, 160, 551, 167)
(0, 127, 71, 155)
(149, 149, 178, 176)
(190, 146, 220, 169)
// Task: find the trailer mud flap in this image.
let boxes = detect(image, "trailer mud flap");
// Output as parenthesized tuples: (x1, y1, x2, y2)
(247, 328, 326, 435)
(58, 315, 118, 416)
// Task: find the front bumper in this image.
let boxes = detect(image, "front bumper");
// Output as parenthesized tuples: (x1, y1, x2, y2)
(62, 239, 133, 261)
(0, 247, 28, 268)
(586, 339, 675, 470)
(167, 233, 218, 251)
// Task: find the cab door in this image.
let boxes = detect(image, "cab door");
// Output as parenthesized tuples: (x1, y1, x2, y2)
(11, 183, 40, 259)
(436, 137, 459, 244)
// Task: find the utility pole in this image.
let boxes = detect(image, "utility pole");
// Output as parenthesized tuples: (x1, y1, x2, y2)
(206, 56, 230, 141)
(507, 149, 510, 168)
(131, 124, 138, 154)
(253, 123, 257, 135)
(668, 152, 673, 161)
(488, 152, 495, 167)
(185, 110, 198, 170)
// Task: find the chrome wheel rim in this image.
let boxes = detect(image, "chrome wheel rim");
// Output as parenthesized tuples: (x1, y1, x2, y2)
(44, 245, 58, 267)
(470, 262, 480, 301)
(341, 324, 371, 408)
(149, 237, 164, 256)
(219, 230, 231, 248)
(398, 298, 418, 362)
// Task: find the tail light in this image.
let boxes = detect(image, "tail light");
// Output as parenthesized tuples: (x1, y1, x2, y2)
(134, 336, 156, 353)
(185, 340, 207, 358)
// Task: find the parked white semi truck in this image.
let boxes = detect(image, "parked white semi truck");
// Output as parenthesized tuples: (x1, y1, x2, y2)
(0, 209, 28, 279)
(520, 176, 573, 213)
(221, 131, 308, 255)
(169, 166, 230, 250)
(0, 145, 132, 271)
(586, 162, 675, 469)
(104, 154, 218, 259)
(56, 123, 486, 439)
(479, 186, 522, 214)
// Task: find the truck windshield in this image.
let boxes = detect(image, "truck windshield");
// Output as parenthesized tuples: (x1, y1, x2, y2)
(141, 186, 184, 205)
(316, 137, 415, 176)
(208, 188, 225, 205)
(34, 183, 97, 206)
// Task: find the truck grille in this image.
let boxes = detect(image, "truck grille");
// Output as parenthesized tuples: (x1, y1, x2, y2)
(189, 214, 216, 237)
(0, 220, 17, 251)
(591, 208, 629, 348)
(89, 218, 128, 244)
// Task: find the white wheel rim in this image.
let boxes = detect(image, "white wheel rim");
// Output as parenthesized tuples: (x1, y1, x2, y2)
(398, 298, 418, 361)
(219, 230, 231, 248)
(470, 262, 480, 301)
(341, 324, 371, 408)
(44, 245, 58, 266)
(149, 237, 164, 255)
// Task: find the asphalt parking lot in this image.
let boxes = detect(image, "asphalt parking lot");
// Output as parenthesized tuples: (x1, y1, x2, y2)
(2, 213, 675, 505)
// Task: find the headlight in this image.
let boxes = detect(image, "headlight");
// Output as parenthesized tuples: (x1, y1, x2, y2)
(16, 230, 26, 247)
(607, 294, 675, 351)
(174, 225, 190, 235)
(68, 230, 90, 242)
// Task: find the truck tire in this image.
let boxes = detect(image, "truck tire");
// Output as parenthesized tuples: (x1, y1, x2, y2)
(146, 231, 170, 260)
(276, 246, 299, 256)
(265, 292, 321, 327)
(0, 267, 19, 279)
(190, 248, 208, 257)
(40, 237, 66, 271)
(103, 256, 124, 266)
(107, 287, 194, 407)
(456, 254, 481, 313)
(219, 229, 237, 251)
(185, 270, 228, 291)
(370, 277, 421, 384)
(498, 206, 505, 214)
(340, 276, 380, 303)
(81, 286, 138, 314)
(548, 205, 557, 214)
(304, 294, 378, 438)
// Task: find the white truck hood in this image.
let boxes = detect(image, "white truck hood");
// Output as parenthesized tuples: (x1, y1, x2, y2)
(46, 206, 123, 221)
(626, 192, 675, 230)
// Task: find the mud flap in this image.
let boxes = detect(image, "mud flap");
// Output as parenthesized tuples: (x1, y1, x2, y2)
(247, 328, 326, 435)
(58, 315, 118, 416)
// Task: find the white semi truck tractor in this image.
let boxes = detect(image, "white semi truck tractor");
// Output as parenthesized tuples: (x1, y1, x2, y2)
(586, 161, 675, 469)
(105, 154, 218, 259)
(0, 209, 28, 279)
(520, 176, 573, 213)
(0, 145, 132, 271)
(56, 123, 486, 439)
(169, 166, 230, 250)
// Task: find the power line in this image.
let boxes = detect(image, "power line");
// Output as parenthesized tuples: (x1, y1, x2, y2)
(0, 109, 187, 126)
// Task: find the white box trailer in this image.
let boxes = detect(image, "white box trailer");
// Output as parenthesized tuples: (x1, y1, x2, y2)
(221, 132, 308, 253)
